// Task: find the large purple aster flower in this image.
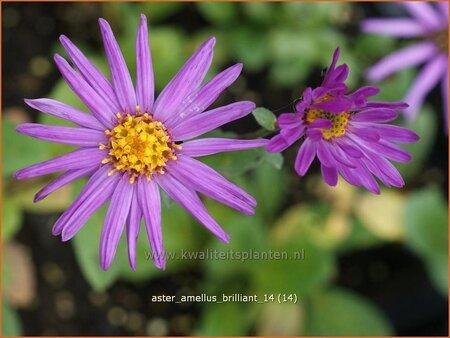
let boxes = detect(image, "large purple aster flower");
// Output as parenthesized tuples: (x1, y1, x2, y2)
(361, 2, 448, 126)
(267, 48, 419, 194)
(15, 15, 267, 270)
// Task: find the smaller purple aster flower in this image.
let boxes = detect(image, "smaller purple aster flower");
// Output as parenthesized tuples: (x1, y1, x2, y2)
(15, 15, 268, 271)
(267, 48, 420, 194)
(361, 2, 448, 126)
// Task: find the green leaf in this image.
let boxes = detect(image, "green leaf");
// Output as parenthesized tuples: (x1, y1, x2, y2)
(119, 202, 200, 281)
(267, 28, 345, 87)
(396, 106, 437, 179)
(336, 217, 383, 253)
(252, 107, 277, 131)
(254, 239, 334, 298)
(2, 117, 52, 177)
(203, 211, 267, 279)
(426, 253, 448, 296)
(148, 27, 187, 91)
(304, 288, 393, 335)
(70, 179, 125, 290)
(196, 2, 237, 26)
(141, 2, 185, 22)
(249, 161, 287, 219)
(262, 152, 283, 169)
(11, 183, 72, 214)
(375, 68, 415, 103)
(195, 301, 253, 336)
(230, 26, 269, 71)
(242, 2, 276, 24)
(1, 194, 22, 242)
(354, 35, 396, 68)
(72, 204, 127, 291)
(2, 301, 23, 336)
(404, 186, 448, 295)
(201, 147, 266, 179)
(405, 186, 448, 259)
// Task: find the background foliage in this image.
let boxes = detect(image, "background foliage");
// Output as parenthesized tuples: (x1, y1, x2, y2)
(2, 2, 448, 336)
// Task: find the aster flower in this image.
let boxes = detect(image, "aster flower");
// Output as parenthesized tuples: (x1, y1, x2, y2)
(15, 15, 267, 270)
(361, 2, 448, 126)
(267, 48, 419, 194)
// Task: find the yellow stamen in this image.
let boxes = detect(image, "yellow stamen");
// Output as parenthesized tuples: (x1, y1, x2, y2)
(99, 113, 180, 183)
(304, 95, 350, 141)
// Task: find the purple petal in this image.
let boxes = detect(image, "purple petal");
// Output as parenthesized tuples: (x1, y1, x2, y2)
(403, 55, 448, 121)
(402, 2, 443, 30)
(136, 14, 154, 114)
(312, 87, 328, 101)
(351, 164, 380, 194)
(308, 118, 332, 129)
(321, 164, 338, 186)
(100, 175, 133, 270)
(296, 88, 313, 112)
(349, 134, 412, 163)
(366, 42, 438, 82)
(267, 134, 291, 153)
(339, 162, 381, 194)
(437, 2, 449, 20)
(352, 108, 397, 123)
(153, 37, 215, 123)
(54, 54, 115, 128)
(137, 178, 165, 270)
(25, 98, 104, 130)
(375, 139, 412, 163)
(361, 18, 427, 37)
(323, 64, 349, 89)
(350, 86, 380, 98)
(34, 166, 97, 202)
(335, 138, 364, 158)
(15, 148, 106, 180)
(328, 140, 356, 168)
(167, 156, 256, 215)
(16, 123, 106, 147)
(348, 126, 380, 142)
(126, 193, 141, 271)
(370, 124, 420, 143)
(170, 101, 255, 141)
(165, 63, 243, 127)
(338, 164, 363, 187)
(306, 128, 323, 141)
(316, 140, 338, 168)
(99, 18, 136, 114)
(326, 48, 340, 74)
(277, 113, 302, 129)
(361, 154, 404, 188)
(181, 138, 268, 157)
(364, 101, 409, 110)
(59, 35, 121, 113)
(156, 173, 230, 243)
(294, 139, 316, 176)
(311, 96, 351, 114)
(53, 165, 119, 238)
(267, 127, 304, 153)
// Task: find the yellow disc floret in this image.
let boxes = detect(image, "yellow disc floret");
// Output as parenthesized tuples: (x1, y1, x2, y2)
(304, 95, 350, 141)
(100, 110, 180, 183)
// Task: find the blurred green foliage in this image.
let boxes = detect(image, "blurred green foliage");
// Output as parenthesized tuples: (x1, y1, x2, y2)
(2, 2, 448, 336)
(405, 187, 448, 296)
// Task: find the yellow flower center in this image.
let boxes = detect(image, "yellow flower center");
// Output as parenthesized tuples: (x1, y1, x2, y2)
(304, 95, 349, 141)
(100, 110, 180, 183)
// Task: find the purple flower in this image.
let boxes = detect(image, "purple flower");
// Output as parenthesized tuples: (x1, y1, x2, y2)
(15, 15, 267, 270)
(361, 2, 448, 126)
(267, 48, 420, 194)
